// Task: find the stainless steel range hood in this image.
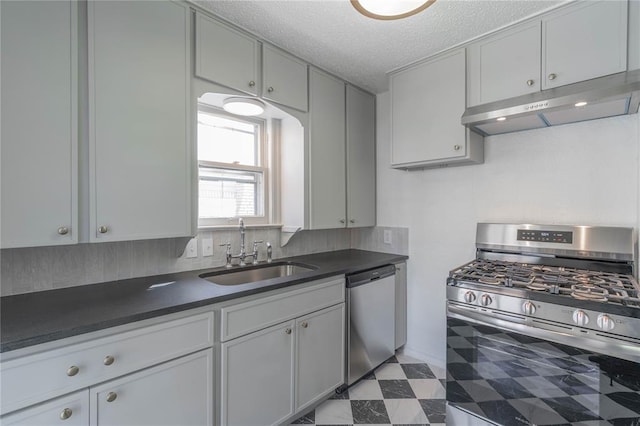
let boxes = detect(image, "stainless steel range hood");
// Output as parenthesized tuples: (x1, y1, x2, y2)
(461, 69, 640, 136)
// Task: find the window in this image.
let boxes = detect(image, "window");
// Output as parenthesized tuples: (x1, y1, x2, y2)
(197, 105, 270, 226)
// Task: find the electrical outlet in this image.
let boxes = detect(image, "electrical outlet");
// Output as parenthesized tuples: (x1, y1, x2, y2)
(202, 235, 213, 257)
(185, 238, 198, 258)
(383, 230, 392, 245)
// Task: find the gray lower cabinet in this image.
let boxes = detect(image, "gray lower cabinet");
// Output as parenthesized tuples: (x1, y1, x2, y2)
(395, 261, 407, 349)
(221, 320, 296, 426)
(90, 350, 212, 426)
(219, 277, 345, 425)
(221, 304, 345, 426)
(295, 304, 345, 413)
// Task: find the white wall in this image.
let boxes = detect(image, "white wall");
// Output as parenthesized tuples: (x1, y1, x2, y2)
(376, 91, 640, 366)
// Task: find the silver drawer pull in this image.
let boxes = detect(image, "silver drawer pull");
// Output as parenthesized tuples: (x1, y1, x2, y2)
(301, 321, 309, 328)
(57, 226, 69, 235)
(59, 408, 73, 420)
(106, 392, 117, 403)
(103, 355, 115, 366)
(66, 366, 79, 377)
(285, 328, 292, 335)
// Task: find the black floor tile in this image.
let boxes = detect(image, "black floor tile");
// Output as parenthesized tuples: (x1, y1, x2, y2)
(379, 379, 416, 399)
(401, 363, 436, 379)
(351, 400, 390, 424)
(419, 398, 446, 423)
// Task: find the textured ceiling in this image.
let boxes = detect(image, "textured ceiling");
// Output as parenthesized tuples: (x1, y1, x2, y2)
(196, 0, 570, 93)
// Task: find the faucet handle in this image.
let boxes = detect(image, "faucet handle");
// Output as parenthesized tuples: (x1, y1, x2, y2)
(219, 242, 232, 268)
(252, 241, 263, 265)
(266, 242, 273, 263)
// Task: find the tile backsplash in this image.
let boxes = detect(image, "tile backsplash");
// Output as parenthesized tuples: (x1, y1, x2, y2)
(0, 226, 408, 296)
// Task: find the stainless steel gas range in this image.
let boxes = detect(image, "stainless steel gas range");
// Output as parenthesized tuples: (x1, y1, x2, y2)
(446, 223, 640, 426)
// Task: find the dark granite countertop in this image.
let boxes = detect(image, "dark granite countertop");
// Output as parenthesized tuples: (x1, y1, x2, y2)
(1, 249, 407, 353)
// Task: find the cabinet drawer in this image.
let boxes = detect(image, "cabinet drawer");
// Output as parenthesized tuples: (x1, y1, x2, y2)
(0, 312, 213, 414)
(221, 276, 345, 341)
(1, 390, 89, 426)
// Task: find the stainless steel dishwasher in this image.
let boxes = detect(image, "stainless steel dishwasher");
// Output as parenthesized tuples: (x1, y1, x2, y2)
(345, 264, 396, 386)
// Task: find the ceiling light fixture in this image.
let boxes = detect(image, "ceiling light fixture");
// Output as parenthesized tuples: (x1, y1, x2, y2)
(351, 0, 436, 20)
(222, 97, 265, 116)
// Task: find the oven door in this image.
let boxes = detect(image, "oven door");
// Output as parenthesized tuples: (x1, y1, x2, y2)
(447, 308, 640, 426)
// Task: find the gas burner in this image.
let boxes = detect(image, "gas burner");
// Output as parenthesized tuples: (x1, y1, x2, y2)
(571, 284, 609, 302)
(527, 282, 551, 291)
(541, 274, 571, 284)
(573, 275, 606, 285)
(479, 277, 502, 285)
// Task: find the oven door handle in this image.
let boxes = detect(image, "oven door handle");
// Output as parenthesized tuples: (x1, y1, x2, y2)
(447, 303, 640, 364)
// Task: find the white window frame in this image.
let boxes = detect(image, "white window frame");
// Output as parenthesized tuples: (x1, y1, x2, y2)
(197, 104, 271, 227)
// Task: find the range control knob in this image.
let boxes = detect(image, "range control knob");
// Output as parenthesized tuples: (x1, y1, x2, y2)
(572, 310, 589, 326)
(463, 291, 477, 303)
(522, 301, 536, 315)
(597, 314, 615, 331)
(480, 294, 492, 306)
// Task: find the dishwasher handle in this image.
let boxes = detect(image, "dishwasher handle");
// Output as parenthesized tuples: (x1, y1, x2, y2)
(346, 264, 396, 288)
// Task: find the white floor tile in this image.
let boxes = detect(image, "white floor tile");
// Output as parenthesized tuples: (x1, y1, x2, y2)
(374, 363, 407, 380)
(409, 378, 446, 399)
(384, 399, 429, 424)
(349, 379, 384, 400)
(313, 399, 353, 425)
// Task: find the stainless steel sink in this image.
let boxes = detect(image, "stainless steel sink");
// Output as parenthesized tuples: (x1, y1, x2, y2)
(199, 262, 317, 286)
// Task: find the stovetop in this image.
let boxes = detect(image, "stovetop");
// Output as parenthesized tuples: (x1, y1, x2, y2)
(450, 258, 640, 308)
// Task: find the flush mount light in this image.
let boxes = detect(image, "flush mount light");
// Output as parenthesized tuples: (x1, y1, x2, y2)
(351, 0, 436, 20)
(574, 101, 588, 107)
(222, 97, 265, 116)
(496, 117, 507, 122)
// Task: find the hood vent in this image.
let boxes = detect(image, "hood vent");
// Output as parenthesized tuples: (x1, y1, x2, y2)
(461, 69, 640, 136)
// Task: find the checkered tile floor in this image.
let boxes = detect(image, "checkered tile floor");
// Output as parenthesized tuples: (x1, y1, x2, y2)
(289, 352, 447, 426)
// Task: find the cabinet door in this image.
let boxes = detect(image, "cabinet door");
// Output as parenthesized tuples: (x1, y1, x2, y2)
(394, 262, 407, 349)
(467, 22, 541, 106)
(88, 1, 192, 242)
(263, 44, 308, 111)
(391, 50, 468, 167)
(295, 304, 345, 413)
(542, 0, 627, 89)
(346, 86, 376, 228)
(195, 12, 259, 96)
(308, 68, 346, 229)
(221, 321, 295, 426)
(1, 390, 88, 426)
(0, 0, 78, 248)
(90, 350, 213, 426)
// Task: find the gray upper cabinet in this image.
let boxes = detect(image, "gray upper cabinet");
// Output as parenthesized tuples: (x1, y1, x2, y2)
(391, 49, 483, 169)
(1, 0, 78, 249)
(467, 22, 541, 107)
(89, 1, 193, 242)
(195, 12, 259, 96)
(542, 0, 627, 90)
(468, 0, 628, 106)
(346, 85, 376, 228)
(308, 68, 347, 229)
(263, 44, 308, 111)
